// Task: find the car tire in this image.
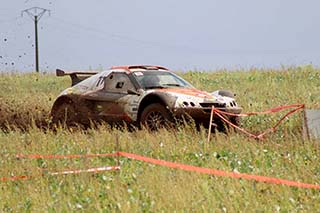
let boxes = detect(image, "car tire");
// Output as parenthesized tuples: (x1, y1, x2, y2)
(140, 103, 173, 131)
(52, 102, 78, 127)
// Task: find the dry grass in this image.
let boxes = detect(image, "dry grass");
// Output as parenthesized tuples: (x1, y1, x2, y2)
(1, 65, 320, 211)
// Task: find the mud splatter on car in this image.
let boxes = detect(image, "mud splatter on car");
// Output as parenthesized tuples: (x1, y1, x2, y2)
(51, 65, 242, 131)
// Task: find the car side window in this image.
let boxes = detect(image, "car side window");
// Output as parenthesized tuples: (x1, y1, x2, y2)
(104, 73, 135, 93)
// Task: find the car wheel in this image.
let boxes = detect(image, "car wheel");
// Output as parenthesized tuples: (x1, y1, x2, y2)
(140, 103, 172, 131)
(52, 102, 78, 127)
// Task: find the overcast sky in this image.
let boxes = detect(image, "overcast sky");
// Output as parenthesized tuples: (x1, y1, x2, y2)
(1, 0, 320, 72)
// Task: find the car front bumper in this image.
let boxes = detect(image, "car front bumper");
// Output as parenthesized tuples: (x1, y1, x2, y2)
(172, 106, 242, 122)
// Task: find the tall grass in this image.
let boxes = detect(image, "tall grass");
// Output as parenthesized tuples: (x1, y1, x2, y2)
(1, 66, 320, 211)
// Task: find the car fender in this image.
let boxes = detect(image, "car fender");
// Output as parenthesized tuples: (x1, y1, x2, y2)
(137, 91, 178, 122)
(51, 95, 74, 116)
(51, 94, 85, 115)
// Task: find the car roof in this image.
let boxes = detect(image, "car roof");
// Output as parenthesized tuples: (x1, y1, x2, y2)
(86, 65, 170, 80)
(110, 65, 169, 72)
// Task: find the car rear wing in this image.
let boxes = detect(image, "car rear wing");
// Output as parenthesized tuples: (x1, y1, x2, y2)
(56, 69, 99, 86)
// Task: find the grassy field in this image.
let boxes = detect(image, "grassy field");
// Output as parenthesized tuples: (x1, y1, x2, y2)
(1, 66, 320, 211)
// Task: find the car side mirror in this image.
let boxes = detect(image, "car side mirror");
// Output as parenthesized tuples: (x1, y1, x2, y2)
(127, 89, 140, 96)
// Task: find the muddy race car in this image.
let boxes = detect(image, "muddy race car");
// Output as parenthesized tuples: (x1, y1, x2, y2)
(51, 65, 242, 131)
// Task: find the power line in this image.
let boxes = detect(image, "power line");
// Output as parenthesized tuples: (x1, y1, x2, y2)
(0, 16, 21, 24)
(49, 16, 206, 53)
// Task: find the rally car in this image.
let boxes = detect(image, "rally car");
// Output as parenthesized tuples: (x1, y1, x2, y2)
(51, 65, 242, 131)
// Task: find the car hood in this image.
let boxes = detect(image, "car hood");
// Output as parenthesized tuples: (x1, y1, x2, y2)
(153, 87, 240, 110)
(155, 87, 213, 99)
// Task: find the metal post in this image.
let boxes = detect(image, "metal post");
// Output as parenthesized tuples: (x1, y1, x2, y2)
(303, 106, 310, 141)
(34, 15, 39, 72)
(207, 107, 214, 143)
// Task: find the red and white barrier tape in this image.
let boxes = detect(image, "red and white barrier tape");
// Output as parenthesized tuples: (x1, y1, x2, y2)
(0, 166, 120, 182)
(16, 152, 118, 159)
(49, 166, 120, 175)
(4, 151, 320, 190)
(1, 153, 120, 181)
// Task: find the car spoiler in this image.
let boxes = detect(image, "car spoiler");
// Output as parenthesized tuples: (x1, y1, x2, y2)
(56, 69, 99, 86)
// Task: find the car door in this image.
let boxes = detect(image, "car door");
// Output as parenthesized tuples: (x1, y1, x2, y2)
(84, 72, 140, 123)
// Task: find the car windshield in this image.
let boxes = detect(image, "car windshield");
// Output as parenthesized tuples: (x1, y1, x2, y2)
(132, 70, 193, 89)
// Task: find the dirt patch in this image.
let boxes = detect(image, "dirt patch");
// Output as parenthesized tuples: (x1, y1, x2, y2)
(0, 101, 51, 131)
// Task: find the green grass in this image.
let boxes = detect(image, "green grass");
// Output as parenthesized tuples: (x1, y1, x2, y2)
(1, 66, 320, 211)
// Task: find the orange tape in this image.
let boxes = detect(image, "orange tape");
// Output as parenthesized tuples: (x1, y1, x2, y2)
(0, 175, 31, 181)
(213, 104, 305, 139)
(118, 152, 320, 189)
(3, 150, 320, 190)
(215, 104, 305, 117)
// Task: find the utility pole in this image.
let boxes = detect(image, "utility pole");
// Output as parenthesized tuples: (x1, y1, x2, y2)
(22, 7, 50, 72)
